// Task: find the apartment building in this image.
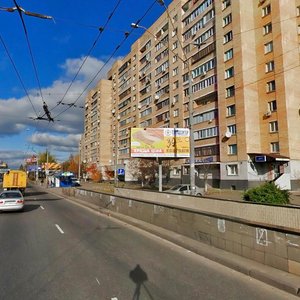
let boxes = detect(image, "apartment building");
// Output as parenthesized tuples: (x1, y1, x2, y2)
(81, 0, 300, 190)
(81, 80, 113, 179)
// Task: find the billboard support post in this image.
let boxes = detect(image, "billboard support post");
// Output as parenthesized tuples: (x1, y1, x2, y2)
(158, 158, 162, 192)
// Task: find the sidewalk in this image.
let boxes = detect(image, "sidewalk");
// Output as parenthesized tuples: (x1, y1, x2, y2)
(35, 183, 300, 297)
(76, 181, 300, 206)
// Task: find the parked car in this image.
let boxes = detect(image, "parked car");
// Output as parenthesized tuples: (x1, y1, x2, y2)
(71, 178, 81, 187)
(0, 190, 25, 211)
(164, 184, 203, 196)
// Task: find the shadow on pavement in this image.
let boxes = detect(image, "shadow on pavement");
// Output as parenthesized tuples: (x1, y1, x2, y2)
(0, 204, 40, 213)
(25, 198, 62, 202)
(25, 191, 48, 197)
(130, 264, 154, 300)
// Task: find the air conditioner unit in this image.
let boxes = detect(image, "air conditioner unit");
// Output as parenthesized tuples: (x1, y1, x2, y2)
(164, 117, 169, 122)
(137, 104, 142, 110)
(264, 110, 271, 117)
(154, 95, 160, 101)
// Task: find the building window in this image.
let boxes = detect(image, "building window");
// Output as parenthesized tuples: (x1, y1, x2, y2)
(173, 80, 179, 89)
(223, 13, 232, 27)
(268, 100, 277, 112)
(195, 145, 219, 156)
(173, 94, 179, 104)
(262, 4, 271, 17)
(173, 67, 178, 76)
(266, 80, 276, 92)
(223, 31, 233, 44)
(226, 86, 235, 98)
(173, 109, 179, 117)
(228, 144, 237, 155)
(227, 124, 236, 135)
(265, 60, 275, 73)
(172, 27, 177, 37)
(227, 104, 236, 116)
(270, 142, 280, 153)
(224, 48, 233, 61)
(264, 41, 273, 54)
(222, 0, 231, 10)
(194, 110, 217, 124)
(225, 66, 234, 79)
(194, 127, 218, 140)
(173, 55, 178, 63)
(269, 121, 278, 133)
(172, 41, 178, 50)
(227, 164, 238, 175)
(297, 6, 300, 16)
(263, 23, 272, 35)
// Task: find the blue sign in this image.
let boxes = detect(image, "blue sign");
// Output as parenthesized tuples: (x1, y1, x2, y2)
(117, 168, 125, 175)
(255, 155, 267, 162)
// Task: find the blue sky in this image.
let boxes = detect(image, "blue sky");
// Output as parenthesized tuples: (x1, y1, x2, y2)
(0, 0, 172, 168)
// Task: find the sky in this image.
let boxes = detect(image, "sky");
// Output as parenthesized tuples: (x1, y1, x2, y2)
(0, 0, 172, 169)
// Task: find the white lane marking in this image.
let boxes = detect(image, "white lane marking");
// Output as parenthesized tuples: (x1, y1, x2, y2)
(55, 224, 64, 234)
(40, 206, 45, 210)
(95, 278, 100, 286)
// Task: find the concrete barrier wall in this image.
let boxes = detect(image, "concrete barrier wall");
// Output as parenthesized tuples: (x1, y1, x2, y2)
(63, 187, 300, 276)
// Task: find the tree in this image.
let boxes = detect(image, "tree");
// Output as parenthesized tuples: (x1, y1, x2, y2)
(38, 151, 56, 165)
(243, 182, 290, 205)
(86, 163, 101, 182)
(127, 158, 172, 187)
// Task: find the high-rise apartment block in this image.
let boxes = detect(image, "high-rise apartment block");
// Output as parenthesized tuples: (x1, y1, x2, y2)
(81, 0, 300, 190)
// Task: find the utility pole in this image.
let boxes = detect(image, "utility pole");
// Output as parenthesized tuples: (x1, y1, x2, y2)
(46, 149, 48, 187)
(78, 148, 81, 183)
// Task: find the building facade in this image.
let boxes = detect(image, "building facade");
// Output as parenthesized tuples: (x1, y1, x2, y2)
(80, 80, 113, 179)
(81, 0, 300, 190)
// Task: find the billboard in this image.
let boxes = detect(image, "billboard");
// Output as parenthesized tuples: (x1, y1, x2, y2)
(131, 128, 190, 158)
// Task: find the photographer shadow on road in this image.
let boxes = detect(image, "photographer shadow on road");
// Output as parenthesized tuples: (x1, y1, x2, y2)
(129, 264, 154, 300)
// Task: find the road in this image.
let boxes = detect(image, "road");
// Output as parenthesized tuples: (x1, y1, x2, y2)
(0, 185, 297, 300)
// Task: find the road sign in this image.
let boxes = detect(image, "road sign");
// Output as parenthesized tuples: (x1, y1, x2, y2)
(117, 168, 125, 175)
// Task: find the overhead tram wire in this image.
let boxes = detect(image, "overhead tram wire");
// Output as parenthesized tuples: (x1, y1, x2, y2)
(53, 0, 160, 120)
(12, 0, 52, 107)
(51, 0, 123, 113)
(0, 32, 39, 118)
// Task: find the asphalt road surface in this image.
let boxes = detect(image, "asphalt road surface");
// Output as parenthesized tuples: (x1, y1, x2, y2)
(0, 185, 297, 300)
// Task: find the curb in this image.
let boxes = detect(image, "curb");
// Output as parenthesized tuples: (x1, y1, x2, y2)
(40, 185, 300, 297)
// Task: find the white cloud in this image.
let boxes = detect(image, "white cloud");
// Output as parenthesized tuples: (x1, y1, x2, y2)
(0, 55, 119, 165)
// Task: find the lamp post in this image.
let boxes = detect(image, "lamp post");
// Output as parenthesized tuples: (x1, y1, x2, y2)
(112, 109, 120, 187)
(131, 22, 206, 195)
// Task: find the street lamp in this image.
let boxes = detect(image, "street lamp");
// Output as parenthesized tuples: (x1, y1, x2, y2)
(130, 23, 157, 40)
(131, 22, 206, 194)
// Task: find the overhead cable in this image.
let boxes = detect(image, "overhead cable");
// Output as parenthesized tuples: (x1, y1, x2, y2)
(0, 32, 39, 117)
(12, 0, 53, 105)
(53, 0, 160, 120)
(53, 0, 123, 111)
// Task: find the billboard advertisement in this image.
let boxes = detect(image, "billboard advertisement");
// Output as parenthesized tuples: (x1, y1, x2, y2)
(131, 128, 190, 158)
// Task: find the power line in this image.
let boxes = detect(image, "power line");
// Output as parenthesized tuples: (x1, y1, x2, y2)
(53, 0, 161, 119)
(12, 0, 51, 105)
(52, 0, 123, 112)
(0, 31, 39, 117)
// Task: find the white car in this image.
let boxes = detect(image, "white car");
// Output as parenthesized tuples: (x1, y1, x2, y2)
(164, 184, 203, 196)
(0, 190, 25, 211)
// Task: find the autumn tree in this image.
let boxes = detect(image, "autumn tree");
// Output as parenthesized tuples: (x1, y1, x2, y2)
(86, 163, 101, 182)
(38, 151, 57, 165)
(127, 158, 172, 187)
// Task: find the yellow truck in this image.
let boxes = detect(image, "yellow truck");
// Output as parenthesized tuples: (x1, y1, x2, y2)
(3, 170, 27, 194)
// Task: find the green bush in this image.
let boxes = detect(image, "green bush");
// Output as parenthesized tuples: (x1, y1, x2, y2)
(243, 182, 290, 205)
